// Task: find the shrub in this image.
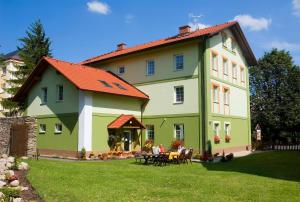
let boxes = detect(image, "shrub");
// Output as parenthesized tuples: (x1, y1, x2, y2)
(0, 188, 20, 199)
(171, 140, 183, 150)
(80, 147, 86, 160)
(142, 139, 153, 152)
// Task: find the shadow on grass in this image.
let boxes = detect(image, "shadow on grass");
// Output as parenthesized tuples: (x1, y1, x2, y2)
(202, 151, 300, 182)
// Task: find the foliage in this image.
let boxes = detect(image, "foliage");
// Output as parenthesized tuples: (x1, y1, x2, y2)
(214, 135, 220, 143)
(250, 49, 300, 141)
(9, 156, 20, 170)
(142, 139, 153, 152)
(170, 140, 183, 150)
(80, 147, 86, 160)
(26, 152, 300, 201)
(0, 188, 20, 200)
(225, 135, 231, 142)
(1, 19, 52, 116)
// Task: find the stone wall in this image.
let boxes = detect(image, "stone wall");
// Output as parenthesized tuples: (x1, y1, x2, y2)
(0, 117, 36, 156)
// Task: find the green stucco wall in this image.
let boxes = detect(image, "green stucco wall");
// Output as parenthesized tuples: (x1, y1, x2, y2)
(26, 66, 79, 116)
(142, 114, 200, 150)
(92, 113, 119, 151)
(36, 113, 79, 151)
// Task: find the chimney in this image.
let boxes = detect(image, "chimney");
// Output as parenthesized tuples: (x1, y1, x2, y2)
(179, 25, 191, 35)
(117, 43, 126, 51)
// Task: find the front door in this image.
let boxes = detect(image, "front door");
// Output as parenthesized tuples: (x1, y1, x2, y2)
(123, 131, 131, 151)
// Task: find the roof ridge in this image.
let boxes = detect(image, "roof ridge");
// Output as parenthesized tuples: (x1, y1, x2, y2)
(80, 21, 238, 65)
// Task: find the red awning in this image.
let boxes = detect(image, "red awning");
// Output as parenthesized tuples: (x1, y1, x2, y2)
(108, 115, 145, 129)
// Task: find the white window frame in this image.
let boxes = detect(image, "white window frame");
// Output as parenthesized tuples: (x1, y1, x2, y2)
(118, 66, 125, 75)
(55, 123, 62, 134)
(146, 125, 155, 140)
(224, 122, 231, 136)
(221, 32, 227, 48)
(212, 85, 219, 104)
(174, 54, 184, 71)
(174, 86, 184, 104)
(223, 58, 228, 76)
(146, 60, 155, 76)
(213, 121, 220, 136)
(212, 53, 218, 71)
(41, 87, 48, 104)
(56, 84, 64, 102)
(174, 124, 184, 141)
(232, 64, 237, 79)
(223, 88, 230, 106)
(240, 67, 245, 83)
(39, 124, 46, 134)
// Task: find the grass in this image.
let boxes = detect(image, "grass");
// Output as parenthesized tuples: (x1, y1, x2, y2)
(27, 151, 300, 202)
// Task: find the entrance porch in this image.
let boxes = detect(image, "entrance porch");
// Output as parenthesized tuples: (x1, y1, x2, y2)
(107, 115, 145, 152)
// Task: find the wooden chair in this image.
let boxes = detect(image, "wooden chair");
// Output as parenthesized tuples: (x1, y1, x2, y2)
(174, 149, 186, 164)
(185, 149, 194, 164)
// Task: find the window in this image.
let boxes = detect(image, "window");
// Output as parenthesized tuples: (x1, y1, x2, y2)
(212, 85, 219, 103)
(213, 122, 220, 136)
(223, 58, 228, 76)
(113, 82, 126, 90)
(174, 124, 184, 141)
(174, 86, 184, 104)
(232, 64, 237, 79)
(99, 80, 112, 88)
(146, 60, 155, 76)
(41, 87, 48, 104)
(118, 66, 125, 75)
(174, 54, 184, 71)
(224, 123, 231, 136)
(146, 125, 155, 140)
(240, 67, 245, 83)
(231, 39, 236, 53)
(223, 88, 230, 106)
(55, 123, 62, 134)
(56, 85, 64, 101)
(212, 53, 218, 71)
(221, 32, 227, 48)
(39, 124, 46, 134)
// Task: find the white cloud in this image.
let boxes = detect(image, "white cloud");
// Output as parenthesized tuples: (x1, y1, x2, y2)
(233, 14, 271, 31)
(188, 22, 210, 31)
(87, 1, 110, 15)
(125, 14, 134, 24)
(293, 0, 300, 17)
(267, 40, 300, 51)
(188, 13, 210, 31)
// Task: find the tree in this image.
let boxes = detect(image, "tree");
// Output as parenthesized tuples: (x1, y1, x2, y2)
(250, 49, 300, 142)
(1, 20, 52, 116)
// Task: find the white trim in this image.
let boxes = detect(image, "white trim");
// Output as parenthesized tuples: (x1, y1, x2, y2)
(212, 121, 221, 136)
(78, 90, 93, 151)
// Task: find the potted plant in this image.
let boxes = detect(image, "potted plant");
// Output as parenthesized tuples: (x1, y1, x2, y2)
(170, 140, 184, 151)
(225, 135, 231, 142)
(214, 135, 221, 143)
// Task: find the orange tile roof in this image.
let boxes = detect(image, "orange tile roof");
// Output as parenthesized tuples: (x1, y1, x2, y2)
(80, 21, 255, 65)
(107, 114, 145, 129)
(13, 57, 149, 101)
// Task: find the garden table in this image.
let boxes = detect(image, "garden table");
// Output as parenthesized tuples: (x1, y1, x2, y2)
(141, 153, 157, 165)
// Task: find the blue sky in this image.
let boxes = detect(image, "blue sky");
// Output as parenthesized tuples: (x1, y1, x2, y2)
(1, 0, 300, 65)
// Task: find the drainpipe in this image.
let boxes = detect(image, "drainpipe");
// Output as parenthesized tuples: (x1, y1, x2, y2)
(198, 36, 207, 154)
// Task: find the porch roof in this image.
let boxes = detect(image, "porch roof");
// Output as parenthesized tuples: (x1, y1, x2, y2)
(108, 114, 145, 129)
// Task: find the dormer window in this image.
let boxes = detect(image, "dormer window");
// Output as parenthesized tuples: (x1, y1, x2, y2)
(113, 82, 127, 90)
(99, 80, 112, 88)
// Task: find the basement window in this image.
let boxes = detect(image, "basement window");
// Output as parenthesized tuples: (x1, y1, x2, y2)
(99, 80, 112, 88)
(113, 82, 127, 90)
(55, 123, 62, 134)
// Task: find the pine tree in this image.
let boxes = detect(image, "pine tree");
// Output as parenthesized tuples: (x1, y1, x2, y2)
(1, 20, 52, 116)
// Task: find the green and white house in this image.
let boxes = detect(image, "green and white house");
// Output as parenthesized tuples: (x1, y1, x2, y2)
(14, 21, 256, 158)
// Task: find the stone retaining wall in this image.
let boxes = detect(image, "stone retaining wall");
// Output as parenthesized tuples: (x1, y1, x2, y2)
(0, 117, 36, 156)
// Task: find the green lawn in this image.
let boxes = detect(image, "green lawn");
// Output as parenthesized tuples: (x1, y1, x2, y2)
(27, 151, 300, 202)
